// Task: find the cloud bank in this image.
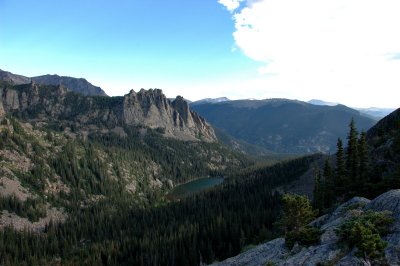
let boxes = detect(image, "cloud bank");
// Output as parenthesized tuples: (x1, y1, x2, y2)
(219, 0, 400, 107)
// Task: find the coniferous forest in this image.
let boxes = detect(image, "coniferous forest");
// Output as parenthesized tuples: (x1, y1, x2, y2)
(0, 107, 320, 265)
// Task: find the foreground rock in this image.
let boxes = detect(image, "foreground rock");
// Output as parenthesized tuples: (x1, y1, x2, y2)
(213, 190, 400, 266)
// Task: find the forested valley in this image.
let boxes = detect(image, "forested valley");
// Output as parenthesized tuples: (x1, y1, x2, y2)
(0, 105, 319, 265)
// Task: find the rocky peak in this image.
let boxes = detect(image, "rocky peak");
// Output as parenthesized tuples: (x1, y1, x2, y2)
(172, 96, 191, 125)
(123, 89, 216, 141)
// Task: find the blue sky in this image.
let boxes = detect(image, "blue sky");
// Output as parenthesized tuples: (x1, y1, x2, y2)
(1, 0, 399, 107)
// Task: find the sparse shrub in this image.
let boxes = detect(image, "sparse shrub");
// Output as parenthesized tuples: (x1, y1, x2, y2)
(337, 210, 394, 260)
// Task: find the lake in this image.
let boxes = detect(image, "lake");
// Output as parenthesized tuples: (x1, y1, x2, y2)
(167, 177, 224, 200)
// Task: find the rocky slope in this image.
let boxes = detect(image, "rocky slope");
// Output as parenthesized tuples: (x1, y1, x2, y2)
(213, 189, 400, 266)
(366, 108, 400, 177)
(0, 81, 216, 142)
(0, 69, 31, 85)
(0, 69, 107, 96)
(192, 99, 376, 154)
(31, 74, 107, 96)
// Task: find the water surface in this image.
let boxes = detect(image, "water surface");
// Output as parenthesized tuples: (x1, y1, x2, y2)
(167, 177, 224, 200)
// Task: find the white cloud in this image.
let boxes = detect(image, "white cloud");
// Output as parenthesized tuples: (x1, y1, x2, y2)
(219, 0, 400, 108)
(218, 0, 244, 12)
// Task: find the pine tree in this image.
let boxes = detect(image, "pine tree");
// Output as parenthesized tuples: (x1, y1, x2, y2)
(313, 169, 323, 211)
(335, 138, 346, 192)
(280, 194, 316, 233)
(358, 131, 369, 182)
(323, 159, 334, 207)
(346, 118, 359, 183)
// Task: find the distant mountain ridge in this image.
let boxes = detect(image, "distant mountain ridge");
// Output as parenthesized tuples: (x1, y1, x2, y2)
(0, 69, 107, 96)
(191, 97, 230, 105)
(308, 98, 395, 119)
(356, 107, 396, 120)
(192, 99, 376, 154)
(308, 99, 338, 106)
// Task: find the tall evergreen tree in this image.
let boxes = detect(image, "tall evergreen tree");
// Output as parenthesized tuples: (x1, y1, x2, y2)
(313, 169, 323, 211)
(358, 131, 369, 182)
(335, 138, 346, 192)
(346, 118, 359, 183)
(323, 159, 334, 208)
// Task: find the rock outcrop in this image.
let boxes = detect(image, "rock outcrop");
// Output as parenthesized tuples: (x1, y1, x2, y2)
(123, 89, 216, 141)
(213, 190, 400, 266)
(366, 190, 400, 264)
(0, 82, 216, 142)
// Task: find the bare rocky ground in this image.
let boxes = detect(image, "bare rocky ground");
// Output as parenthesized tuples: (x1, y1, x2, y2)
(0, 119, 68, 232)
(0, 207, 66, 232)
(0, 176, 32, 201)
(213, 190, 400, 266)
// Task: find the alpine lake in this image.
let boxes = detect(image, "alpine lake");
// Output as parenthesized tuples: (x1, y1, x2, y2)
(167, 177, 224, 201)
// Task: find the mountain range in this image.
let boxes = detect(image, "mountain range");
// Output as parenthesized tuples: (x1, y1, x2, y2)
(307, 99, 395, 120)
(191, 99, 377, 154)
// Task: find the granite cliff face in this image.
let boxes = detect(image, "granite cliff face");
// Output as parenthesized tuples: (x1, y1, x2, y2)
(123, 89, 216, 141)
(213, 190, 400, 266)
(0, 82, 216, 142)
